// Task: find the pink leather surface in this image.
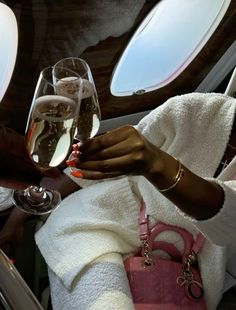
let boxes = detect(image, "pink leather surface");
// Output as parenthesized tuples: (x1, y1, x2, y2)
(125, 256, 206, 309)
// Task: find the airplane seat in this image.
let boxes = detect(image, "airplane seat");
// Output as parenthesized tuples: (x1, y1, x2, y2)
(224, 66, 236, 97)
(224, 65, 236, 294)
(34, 218, 51, 309)
(0, 249, 43, 310)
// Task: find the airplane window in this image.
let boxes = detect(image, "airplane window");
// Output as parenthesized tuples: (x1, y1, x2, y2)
(0, 2, 17, 101)
(110, 0, 231, 96)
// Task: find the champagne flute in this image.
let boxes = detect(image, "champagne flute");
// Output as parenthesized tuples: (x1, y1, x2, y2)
(53, 57, 101, 172)
(12, 67, 82, 215)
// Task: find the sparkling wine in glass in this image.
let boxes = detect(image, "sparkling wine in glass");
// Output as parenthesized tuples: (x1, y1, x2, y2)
(12, 67, 82, 214)
(53, 58, 101, 172)
(53, 57, 101, 143)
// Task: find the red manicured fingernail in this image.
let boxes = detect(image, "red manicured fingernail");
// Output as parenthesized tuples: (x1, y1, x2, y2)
(73, 144, 79, 151)
(66, 159, 77, 167)
(71, 171, 83, 178)
(72, 150, 79, 156)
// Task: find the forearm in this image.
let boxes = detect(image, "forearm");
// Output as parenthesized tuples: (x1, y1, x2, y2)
(145, 151, 224, 220)
(40, 173, 81, 199)
(57, 174, 81, 198)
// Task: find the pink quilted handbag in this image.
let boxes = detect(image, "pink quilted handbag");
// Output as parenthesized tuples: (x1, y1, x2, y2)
(124, 200, 207, 310)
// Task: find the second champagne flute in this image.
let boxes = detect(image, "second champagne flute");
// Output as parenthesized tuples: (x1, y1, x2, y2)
(53, 57, 101, 142)
(53, 57, 101, 173)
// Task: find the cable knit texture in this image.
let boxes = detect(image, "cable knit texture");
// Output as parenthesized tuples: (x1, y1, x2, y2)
(36, 93, 236, 310)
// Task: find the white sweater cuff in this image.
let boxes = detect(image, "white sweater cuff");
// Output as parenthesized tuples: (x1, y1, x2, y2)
(183, 179, 236, 249)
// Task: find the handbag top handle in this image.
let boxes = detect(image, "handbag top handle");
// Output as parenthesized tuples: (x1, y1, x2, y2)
(139, 199, 205, 261)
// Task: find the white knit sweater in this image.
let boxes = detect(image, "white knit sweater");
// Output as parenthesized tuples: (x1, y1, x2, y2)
(36, 93, 236, 310)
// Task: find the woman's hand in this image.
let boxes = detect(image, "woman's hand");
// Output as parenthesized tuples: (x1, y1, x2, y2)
(40, 174, 81, 198)
(67, 126, 225, 221)
(67, 125, 164, 180)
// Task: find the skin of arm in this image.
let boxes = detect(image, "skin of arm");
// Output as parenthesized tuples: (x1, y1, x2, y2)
(70, 125, 224, 220)
(146, 150, 224, 220)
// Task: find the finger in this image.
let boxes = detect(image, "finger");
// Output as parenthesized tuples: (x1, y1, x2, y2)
(71, 169, 122, 180)
(72, 143, 81, 151)
(76, 153, 142, 173)
(79, 139, 135, 161)
(80, 125, 135, 154)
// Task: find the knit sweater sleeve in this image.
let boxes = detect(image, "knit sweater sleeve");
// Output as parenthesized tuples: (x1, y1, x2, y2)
(137, 94, 236, 250)
(135, 97, 176, 148)
(182, 179, 236, 249)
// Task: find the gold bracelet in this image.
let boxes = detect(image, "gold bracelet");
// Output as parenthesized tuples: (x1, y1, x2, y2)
(159, 159, 184, 192)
